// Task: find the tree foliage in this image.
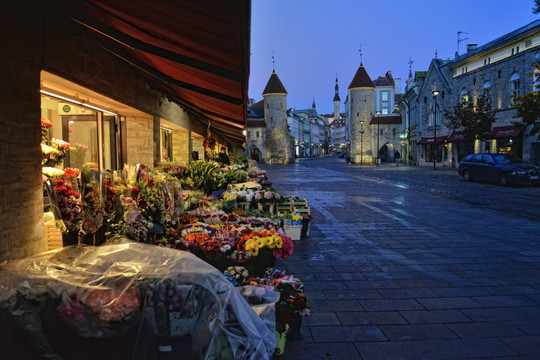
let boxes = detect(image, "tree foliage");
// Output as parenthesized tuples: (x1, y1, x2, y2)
(511, 69, 540, 140)
(443, 95, 497, 142)
(534, 0, 540, 14)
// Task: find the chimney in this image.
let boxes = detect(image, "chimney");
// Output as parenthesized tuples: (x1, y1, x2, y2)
(467, 44, 478, 52)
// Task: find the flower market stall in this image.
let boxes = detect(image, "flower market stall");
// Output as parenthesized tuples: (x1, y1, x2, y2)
(7, 145, 313, 358)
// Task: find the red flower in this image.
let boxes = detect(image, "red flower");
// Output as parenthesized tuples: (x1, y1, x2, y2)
(130, 187, 140, 197)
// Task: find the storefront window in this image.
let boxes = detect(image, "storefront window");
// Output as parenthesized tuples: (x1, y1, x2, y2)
(161, 127, 173, 162)
(41, 94, 123, 170)
(425, 144, 442, 162)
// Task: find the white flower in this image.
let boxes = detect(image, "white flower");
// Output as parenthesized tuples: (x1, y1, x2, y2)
(124, 208, 140, 224)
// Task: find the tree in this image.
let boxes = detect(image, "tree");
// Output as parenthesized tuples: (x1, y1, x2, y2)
(534, 0, 540, 14)
(443, 95, 497, 145)
(511, 68, 540, 140)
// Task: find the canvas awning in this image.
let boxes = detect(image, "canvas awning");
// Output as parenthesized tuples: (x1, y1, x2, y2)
(68, 0, 250, 142)
(417, 136, 447, 145)
(490, 125, 522, 139)
(447, 131, 466, 143)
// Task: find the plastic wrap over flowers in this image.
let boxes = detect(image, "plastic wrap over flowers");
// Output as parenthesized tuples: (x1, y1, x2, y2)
(0, 240, 276, 359)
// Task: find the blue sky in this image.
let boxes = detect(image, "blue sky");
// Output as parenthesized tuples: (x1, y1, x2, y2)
(249, 0, 539, 114)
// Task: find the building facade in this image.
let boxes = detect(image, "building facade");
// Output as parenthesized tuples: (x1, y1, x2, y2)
(410, 20, 540, 167)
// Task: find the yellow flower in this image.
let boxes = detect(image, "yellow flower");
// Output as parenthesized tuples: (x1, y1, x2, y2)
(275, 237, 283, 248)
(265, 237, 273, 246)
(248, 247, 259, 256)
(256, 238, 265, 248)
(245, 239, 254, 250)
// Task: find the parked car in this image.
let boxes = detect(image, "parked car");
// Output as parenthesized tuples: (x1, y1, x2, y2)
(458, 153, 540, 186)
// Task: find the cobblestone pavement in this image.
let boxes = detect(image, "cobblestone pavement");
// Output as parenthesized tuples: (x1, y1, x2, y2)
(263, 155, 540, 360)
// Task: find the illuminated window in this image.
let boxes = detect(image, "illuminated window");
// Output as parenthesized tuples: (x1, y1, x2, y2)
(461, 88, 469, 104)
(483, 81, 492, 103)
(160, 127, 173, 162)
(510, 72, 520, 97)
(41, 95, 123, 170)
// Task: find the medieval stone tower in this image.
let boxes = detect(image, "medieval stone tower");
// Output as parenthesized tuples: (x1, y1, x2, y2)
(348, 64, 375, 164)
(333, 76, 341, 120)
(262, 71, 293, 164)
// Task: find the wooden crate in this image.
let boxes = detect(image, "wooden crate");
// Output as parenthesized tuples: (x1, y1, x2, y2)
(44, 220, 63, 251)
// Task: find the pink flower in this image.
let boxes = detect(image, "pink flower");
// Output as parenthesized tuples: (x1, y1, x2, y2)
(264, 191, 273, 199)
(254, 192, 262, 200)
(275, 193, 280, 200)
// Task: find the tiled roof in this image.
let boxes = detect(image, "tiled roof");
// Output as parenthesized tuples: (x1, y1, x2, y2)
(348, 64, 374, 89)
(373, 71, 394, 86)
(247, 119, 266, 128)
(262, 71, 287, 95)
(369, 115, 402, 125)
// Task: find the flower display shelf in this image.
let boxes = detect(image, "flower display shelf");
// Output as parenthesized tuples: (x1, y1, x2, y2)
(283, 225, 302, 241)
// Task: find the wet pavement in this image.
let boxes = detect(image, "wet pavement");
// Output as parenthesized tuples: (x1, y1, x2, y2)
(265, 155, 540, 360)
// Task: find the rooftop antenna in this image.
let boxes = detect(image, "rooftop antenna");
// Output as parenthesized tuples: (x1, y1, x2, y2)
(272, 50, 275, 72)
(408, 57, 414, 78)
(358, 44, 363, 65)
(457, 31, 469, 55)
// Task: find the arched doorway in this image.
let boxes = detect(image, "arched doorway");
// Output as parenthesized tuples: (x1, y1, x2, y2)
(250, 146, 261, 162)
(379, 143, 395, 163)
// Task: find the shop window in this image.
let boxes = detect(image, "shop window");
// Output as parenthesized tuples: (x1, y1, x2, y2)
(41, 94, 123, 171)
(160, 127, 173, 162)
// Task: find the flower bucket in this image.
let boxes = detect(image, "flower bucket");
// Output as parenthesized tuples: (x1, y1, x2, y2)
(275, 330, 287, 355)
(284, 225, 302, 241)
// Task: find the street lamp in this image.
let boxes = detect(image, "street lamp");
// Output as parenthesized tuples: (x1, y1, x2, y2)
(376, 110, 381, 166)
(432, 89, 440, 170)
(359, 120, 364, 165)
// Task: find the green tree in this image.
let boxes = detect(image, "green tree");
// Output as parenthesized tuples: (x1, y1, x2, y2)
(511, 68, 540, 140)
(443, 95, 497, 148)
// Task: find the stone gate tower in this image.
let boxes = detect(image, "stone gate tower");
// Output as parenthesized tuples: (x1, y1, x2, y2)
(348, 64, 375, 164)
(262, 71, 293, 163)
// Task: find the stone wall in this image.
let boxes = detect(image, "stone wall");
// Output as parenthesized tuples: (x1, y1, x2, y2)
(0, 1, 46, 261)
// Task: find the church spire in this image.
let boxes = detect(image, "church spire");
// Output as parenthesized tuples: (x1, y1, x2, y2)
(312, 97, 316, 109)
(333, 76, 341, 102)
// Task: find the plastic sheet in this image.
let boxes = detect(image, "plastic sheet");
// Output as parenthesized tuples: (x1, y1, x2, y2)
(0, 239, 276, 359)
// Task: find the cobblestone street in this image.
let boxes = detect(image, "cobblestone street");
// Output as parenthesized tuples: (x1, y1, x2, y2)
(265, 155, 540, 360)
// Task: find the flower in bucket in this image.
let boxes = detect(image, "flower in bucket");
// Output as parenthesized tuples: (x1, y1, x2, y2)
(223, 266, 250, 286)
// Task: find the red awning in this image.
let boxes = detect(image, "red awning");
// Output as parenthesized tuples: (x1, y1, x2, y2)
(447, 131, 466, 143)
(490, 126, 522, 139)
(417, 136, 447, 145)
(70, 0, 250, 140)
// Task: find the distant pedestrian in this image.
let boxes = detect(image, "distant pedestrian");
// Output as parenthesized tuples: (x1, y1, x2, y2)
(345, 147, 351, 164)
(395, 150, 400, 166)
(408, 154, 414, 165)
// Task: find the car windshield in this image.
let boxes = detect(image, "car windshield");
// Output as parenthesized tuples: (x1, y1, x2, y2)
(491, 154, 524, 165)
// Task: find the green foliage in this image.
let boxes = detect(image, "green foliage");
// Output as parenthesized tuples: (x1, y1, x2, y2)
(230, 154, 249, 167)
(511, 69, 540, 140)
(443, 95, 497, 142)
(182, 160, 224, 195)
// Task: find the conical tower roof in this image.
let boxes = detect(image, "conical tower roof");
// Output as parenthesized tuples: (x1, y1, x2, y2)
(262, 71, 288, 95)
(348, 64, 374, 90)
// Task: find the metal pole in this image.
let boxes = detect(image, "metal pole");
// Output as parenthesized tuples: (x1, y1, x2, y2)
(432, 90, 439, 170)
(376, 111, 380, 166)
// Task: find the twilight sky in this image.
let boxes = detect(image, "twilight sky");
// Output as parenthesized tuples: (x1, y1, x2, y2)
(248, 0, 539, 114)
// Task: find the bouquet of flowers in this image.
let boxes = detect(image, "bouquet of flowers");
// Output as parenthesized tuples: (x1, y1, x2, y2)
(223, 266, 250, 286)
(41, 116, 52, 143)
(80, 167, 104, 236)
(57, 285, 141, 338)
(41, 143, 61, 167)
(253, 190, 280, 205)
(281, 213, 303, 226)
(144, 279, 200, 337)
(48, 168, 84, 233)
